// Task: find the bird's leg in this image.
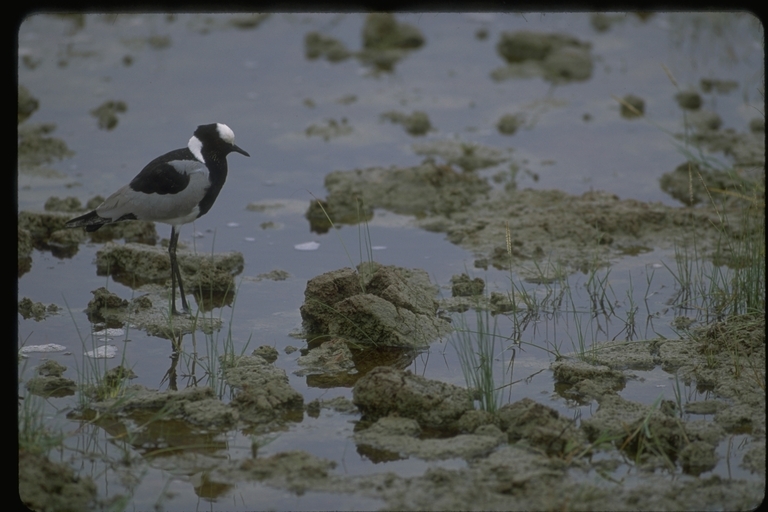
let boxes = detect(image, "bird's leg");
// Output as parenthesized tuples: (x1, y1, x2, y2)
(169, 226, 190, 315)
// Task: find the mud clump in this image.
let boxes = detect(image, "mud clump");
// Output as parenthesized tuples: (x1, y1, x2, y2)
(552, 358, 628, 399)
(17, 122, 73, 171)
(312, 162, 737, 277)
(84, 355, 304, 430)
(305, 32, 352, 62)
(85, 287, 153, 325)
(549, 312, 765, 476)
(679, 440, 718, 476)
(413, 140, 514, 172)
(296, 337, 355, 376)
(700, 78, 739, 94)
(18, 210, 76, 243)
(354, 416, 506, 461)
(18, 84, 39, 123)
(224, 354, 304, 424)
(90, 100, 127, 130)
(305, 117, 352, 141)
(19, 451, 97, 512)
(89, 384, 239, 429)
(581, 394, 686, 466)
(300, 262, 451, 348)
(675, 90, 703, 110)
(18, 227, 33, 275)
(380, 110, 432, 136)
(95, 241, 243, 292)
(660, 160, 761, 206)
(307, 161, 491, 233)
(25, 360, 76, 397)
(20, 206, 158, 251)
(353, 366, 473, 428)
(496, 398, 588, 456)
(18, 297, 61, 321)
(493, 31, 593, 83)
(304, 13, 424, 74)
(252, 345, 279, 364)
(496, 113, 524, 135)
(450, 273, 485, 297)
(359, 13, 425, 73)
(362, 13, 424, 51)
(44, 196, 84, 212)
(681, 125, 765, 168)
(87, 287, 130, 312)
(76, 284, 220, 338)
(237, 451, 337, 493)
(688, 110, 723, 131)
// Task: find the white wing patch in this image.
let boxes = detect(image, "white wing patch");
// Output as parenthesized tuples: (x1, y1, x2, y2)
(188, 135, 205, 163)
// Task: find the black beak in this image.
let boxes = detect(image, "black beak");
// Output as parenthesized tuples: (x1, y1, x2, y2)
(232, 144, 250, 157)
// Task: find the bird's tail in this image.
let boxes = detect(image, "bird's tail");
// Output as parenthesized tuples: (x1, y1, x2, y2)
(65, 210, 107, 232)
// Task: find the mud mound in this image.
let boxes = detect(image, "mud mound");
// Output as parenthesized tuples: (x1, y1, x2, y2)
(353, 366, 473, 428)
(300, 262, 451, 348)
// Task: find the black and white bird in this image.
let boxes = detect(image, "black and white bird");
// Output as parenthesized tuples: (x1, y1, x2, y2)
(66, 123, 250, 315)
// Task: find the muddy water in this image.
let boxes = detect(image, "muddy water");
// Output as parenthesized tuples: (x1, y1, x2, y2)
(18, 13, 764, 511)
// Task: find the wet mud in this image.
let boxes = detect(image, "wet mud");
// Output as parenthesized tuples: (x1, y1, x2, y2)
(20, 138, 764, 512)
(300, 262, 451, 348)
(309, 158, 748, 278)
(17, 13, 764, 511)
(20, 134, 764, 510)
(19, 451, 97, 512)
(304, 13, 425, 74)
(492, 31, 594, 84)
(184, 315, 763, 510)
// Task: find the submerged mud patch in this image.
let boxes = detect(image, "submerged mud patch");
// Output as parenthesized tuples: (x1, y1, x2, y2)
(17, 122, 73, 173)
(306, 161, 491, 233)
(492, 30, 594, 84)
(82, 354, 304, 430)
(304, 13, 424, 74)
(354, 416, 506, 461)
(313, 162, 736, 277)
(95, 241, 243, 294)
(213, 317, 763, 509)
(224, 354, 305, 424)
(18, 297, 61, 321)
(380, 110, 432, 136)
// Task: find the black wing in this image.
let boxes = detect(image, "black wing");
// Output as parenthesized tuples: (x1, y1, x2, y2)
(129, 148, 198, 195)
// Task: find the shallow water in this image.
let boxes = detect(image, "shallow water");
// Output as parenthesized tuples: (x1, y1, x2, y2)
(18, 12, 764, 510)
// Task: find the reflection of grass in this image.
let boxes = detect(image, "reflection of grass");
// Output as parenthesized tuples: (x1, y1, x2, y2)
(497, 222, 652, 360)
(304, 193, 386, 348)
(619, 396, 684, 472)
(178, 277, 252, 400)
(493, 77, 764, 361)
(64, 293, 134, 407)
(662, 156, 764, 320)
(18, 389, 64, 454)
(311, 194, 374, 294)
(660, 63, 764, 319)
(450, 306, 509, 413)
(160, 233, 254, 399)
